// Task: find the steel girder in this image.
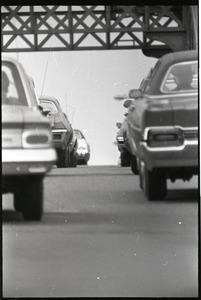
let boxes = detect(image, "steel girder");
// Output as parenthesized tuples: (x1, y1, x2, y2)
(1, 5, 197, 57)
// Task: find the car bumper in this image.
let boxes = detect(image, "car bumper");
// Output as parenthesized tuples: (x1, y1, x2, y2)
(76, 153, 90, 161)
(2, 148, 57, 175)
(140, 142, 198, 171)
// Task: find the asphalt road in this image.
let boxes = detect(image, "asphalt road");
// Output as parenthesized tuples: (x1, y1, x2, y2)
(2, 166, 198, 298)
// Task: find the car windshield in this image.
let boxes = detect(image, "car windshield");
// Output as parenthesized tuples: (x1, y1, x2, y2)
(2, 61, 28, 106)
(40, 101, 58, 114)
(161, 61, 198, 93)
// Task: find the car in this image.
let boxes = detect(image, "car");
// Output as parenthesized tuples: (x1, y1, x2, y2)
(2, 57, 57, 220)
(124, 50, 198, 200)
(116, 115, 131, 167)
(39, 96, 77, 168)
(74, 129, 90, 165)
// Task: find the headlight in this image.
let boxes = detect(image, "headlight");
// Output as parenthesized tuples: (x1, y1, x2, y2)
(77, 147, 88, 155)
(147, 129, 183, 147)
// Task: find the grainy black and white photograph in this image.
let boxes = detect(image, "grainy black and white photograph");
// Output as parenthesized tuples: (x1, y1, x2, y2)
(2, 4, 199, 298)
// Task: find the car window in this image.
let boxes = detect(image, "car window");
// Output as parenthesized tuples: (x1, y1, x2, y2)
(2, 62, 28, 106)
(139, 68, 153, 92)
(40, 101, 58, 114)
(75, 130, 82, 139)
(161, 61, 198, 93)
(143, 59, 161, 93)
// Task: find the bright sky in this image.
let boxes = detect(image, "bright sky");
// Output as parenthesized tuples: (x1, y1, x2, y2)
(5, 50, 156, 165)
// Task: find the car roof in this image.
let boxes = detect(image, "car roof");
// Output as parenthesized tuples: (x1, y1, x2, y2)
(39, 96, 60, 104)
(160, 50, 198, 67)
(2, 56, 39, 107)
(146, 50, 198, 95)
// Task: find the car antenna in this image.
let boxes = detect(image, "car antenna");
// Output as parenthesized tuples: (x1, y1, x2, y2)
(40, 51, 50, 96)
(65, 93, 68, 116)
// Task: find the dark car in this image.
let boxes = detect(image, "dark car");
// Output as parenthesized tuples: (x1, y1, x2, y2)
(74, 129, 90, 165)
(2, 57, 57, 220)
(116, 117, 131, 167)
(125, 50, 198, 200)
(39, 96, 77, 168)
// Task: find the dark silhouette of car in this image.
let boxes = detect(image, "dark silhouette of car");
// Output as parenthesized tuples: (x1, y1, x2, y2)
(124, 50, 198, 200)
(74, 129, 90, 165)
(2, 57, 57, 220)
(116, 117, 131, 167)
(39, 96, 77, 168)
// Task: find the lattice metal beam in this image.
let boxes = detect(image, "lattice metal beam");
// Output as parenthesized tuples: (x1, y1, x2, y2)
(1, 5, 197, 57)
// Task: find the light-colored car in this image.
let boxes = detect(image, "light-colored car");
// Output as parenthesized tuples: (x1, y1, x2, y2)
(2, 57, 57, 220)
(125, 50, 198, 200)
(74, 129, 90, 165)
(39, 96, 77, 168)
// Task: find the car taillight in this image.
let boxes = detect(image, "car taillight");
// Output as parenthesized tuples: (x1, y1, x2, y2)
(117, 136, 124, 143)
(22, 130, 52, 148)
(147, 129, 183, 147)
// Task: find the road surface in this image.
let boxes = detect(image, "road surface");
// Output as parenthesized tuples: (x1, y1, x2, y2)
(2, 166, 198, 297)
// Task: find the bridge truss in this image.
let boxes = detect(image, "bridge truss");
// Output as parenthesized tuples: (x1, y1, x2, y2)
(1, 5, 198, 57)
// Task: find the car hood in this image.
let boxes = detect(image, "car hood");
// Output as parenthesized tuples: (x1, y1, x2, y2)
(143, 95, 198, 128)
(2, 105, 50, 128)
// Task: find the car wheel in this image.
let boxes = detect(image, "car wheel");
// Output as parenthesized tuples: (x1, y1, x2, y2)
(131, 155, 139, 174)
(21, 176, 43, 221)
(14, 189, 23, 212)
(139, 160, 143, 190)
(120, 151, 131, 167)
(143, 166, 167, 201)
(69, 150, 77, 167)
(57, 149, 69, 168)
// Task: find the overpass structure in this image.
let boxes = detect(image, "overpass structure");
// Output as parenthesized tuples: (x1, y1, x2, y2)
(1, 5, 198, 58)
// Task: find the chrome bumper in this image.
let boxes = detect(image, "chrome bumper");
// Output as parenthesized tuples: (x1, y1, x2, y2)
(2, 148, 57, 175)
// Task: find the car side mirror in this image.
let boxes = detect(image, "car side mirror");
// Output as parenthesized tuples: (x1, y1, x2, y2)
(116, 122, 122, 129)
(129, 89, 142, 98)
(113, 94, 128, 100)
(123, 99, 133, 108)
(38, 105, 50, 116)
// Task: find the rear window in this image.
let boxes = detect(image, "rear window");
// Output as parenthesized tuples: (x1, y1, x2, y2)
(75, 130, 83, 139)
(2, 61, 28, 106)
(161, 61, 198, 93)
(40, 101, 58, 114)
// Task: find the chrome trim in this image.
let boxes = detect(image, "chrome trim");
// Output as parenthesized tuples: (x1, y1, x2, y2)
(52, 129, 68, 133)
(143, 126, 198, 140)
(2, 148, 57, 162)
(117, 137, 124, 142)
(146, 92, 197, 99)
(140, 140, 198, 152)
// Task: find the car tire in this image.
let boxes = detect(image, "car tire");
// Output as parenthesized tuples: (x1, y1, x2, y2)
(143, 166, 166, 201)
(57, 149, 69, 168)
(139, 160, 144, 190)
(21, 176, 43, 221)
(131, 155, 139, 174)
(69, 150, 77, 167)
(14, 189, 23, 212)
(120, 151, 131, 167)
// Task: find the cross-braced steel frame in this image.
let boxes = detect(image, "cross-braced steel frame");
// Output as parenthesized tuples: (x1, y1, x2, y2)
(1, 5, 198, 57)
